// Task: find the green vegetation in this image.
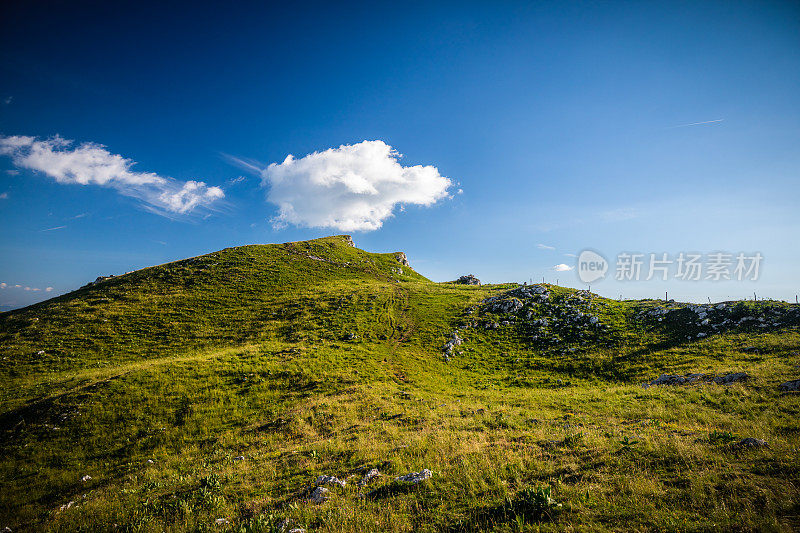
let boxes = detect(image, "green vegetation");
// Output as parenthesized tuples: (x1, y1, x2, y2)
(1, 235, 798, 531)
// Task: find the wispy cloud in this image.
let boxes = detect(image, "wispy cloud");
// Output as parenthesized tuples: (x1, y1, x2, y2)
(564, 253, 577, 258)
(552, 263, 574, 272)
(601, 207, 641, 221)
(41, 225, 66, 232)
(233, 140, 453, 232)
(0, 192, 7, 199)
(228, 175, 247, 185)
(1, 282, 54, 292)
(668, 119, 724, 128)
(3, 96, 12, 105)
(5, 170, 19, 176)
(69, 212, 88, 219)
(0, 135, 225, 215)
(537, 243, 555, 250)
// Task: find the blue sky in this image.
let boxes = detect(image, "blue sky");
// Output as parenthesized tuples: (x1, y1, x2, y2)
(1, 1, 799, 310)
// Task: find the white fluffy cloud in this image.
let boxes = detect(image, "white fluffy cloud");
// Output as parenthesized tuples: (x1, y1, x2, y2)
(552, 263, 574, 272)
(0, 135, 224, 214)
(260, 140, 452, 231)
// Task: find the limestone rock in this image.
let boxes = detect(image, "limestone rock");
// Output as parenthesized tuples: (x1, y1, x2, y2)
(396, 469, 432, 484)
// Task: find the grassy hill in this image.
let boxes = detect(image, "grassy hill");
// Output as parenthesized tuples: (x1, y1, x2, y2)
(1, 235, 798, 532)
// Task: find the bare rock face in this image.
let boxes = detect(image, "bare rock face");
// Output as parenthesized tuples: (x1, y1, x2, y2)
(341, 235, 355, 247)
(394, 252, 410, 267)
(455, 274, 481, 285)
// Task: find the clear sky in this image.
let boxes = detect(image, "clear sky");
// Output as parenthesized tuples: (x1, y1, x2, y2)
(1, 1, 799, 310)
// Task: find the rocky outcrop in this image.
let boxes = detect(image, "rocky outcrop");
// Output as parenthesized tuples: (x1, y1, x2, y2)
(455, 274, 480, 285)
(394, 252, 410, 267)
(396, 469, 432, 484)
(308, 486, 329, 504)
(358, 468, 380, 486)
(643, 372, 749, 388)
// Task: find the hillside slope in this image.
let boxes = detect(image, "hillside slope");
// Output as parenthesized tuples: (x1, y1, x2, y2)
(1, 236, 799, 532)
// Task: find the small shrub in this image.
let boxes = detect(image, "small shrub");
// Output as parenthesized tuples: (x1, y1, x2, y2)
(508, 485, 562, 521)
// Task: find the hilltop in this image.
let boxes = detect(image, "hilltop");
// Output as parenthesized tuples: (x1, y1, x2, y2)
(1, 236, 799, 532)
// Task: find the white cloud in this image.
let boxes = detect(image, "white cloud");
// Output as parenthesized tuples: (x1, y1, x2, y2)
(552, 263, 574, 272)
(5, 170, 19, 176)
(0, 192, 7, 199)
(564, 253, 577, 258)
(602, 207, 641, 221)
(259, 140, 452, 231)
(41, 225, 66, 232)
(0, 135, 224, 215)
(537, 243, 555, 250)
(45, 286, 53, 292)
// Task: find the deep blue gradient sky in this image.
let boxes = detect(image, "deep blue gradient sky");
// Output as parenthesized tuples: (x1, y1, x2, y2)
(1, 1, 799, 310)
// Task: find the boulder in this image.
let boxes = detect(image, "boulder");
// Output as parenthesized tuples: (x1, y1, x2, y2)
(315, 474, 346, 488)
(308, 486, 329, 504)
(733, 438, 768, 448)
(455, 274, 481, 285)
(779, 379, 800, 392)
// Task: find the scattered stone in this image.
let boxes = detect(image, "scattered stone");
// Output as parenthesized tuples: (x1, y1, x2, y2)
(733, 438, 768, 448)
(396, 469, 432, 484)
(487, 297, 524, 314)
(713, 372, 749, 384)
(36, 350, 45, 356)
(146, 459, 155, 464)
(315, 474, 346, 488)
(214, 518, 230, 525)
(308, 486, 329, 504)
(58, 501, 76, 512)
(232, 456, 245, 461)
(80, 475, 92, 482)
(645, 372, 750, 388)
(779, 379, 800, 392)
(358, 468, 380, 486)
(454, 274, 480, 285)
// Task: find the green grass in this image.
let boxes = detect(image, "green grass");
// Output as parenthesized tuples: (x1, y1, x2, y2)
(1, 235, 798, 532)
